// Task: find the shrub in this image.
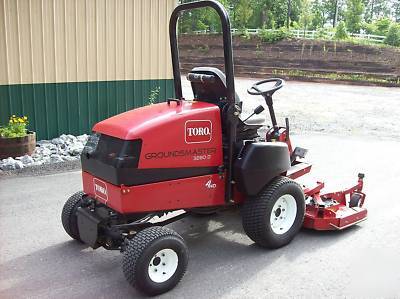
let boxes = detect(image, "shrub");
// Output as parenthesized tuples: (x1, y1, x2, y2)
(258, 27, 292, 43)
(290, 21, 301, 30)
(334, 22, 349, 40)
(148, 87, 160, 105)
(238, 28, 251, 39)
(384, 24, 400, 46)
(363, 18, 394, 36)
(316, 27, 330, 39)
(374, 18, 392, 36)
(0, 115, 29, 138)
(362, 22, 377, 35)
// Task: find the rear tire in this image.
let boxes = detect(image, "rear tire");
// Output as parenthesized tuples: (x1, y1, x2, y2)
(122, 226, 188, 296)
(242, 176, 305, 249)
(61, 191, 84, 242)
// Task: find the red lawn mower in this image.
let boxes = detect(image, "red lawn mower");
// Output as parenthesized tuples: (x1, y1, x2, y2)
(62, 0, 367, 296)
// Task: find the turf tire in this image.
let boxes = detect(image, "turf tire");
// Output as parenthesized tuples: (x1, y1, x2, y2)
(61, 191, 84, 242)
(242, 176, 305, 249)
(122, 226, 188, 296)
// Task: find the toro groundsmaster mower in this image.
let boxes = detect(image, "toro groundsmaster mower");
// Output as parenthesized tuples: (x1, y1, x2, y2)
(61, 0, 367, 295)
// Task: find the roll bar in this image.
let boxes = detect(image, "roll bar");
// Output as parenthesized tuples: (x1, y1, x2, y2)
(169, 0, 240, 203)
(169, 0, 236, 105)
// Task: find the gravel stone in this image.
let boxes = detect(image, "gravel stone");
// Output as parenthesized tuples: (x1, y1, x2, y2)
(51, 138, 64, 145)
(0, 133, 90, 171)
(0, 158, 18, 170)
(16, 155, 34, 165)
(62, 156, 79, 162)
(50, 154, 64, 163)
(68, 143, 84, 156)
(14, 160, 24, 169)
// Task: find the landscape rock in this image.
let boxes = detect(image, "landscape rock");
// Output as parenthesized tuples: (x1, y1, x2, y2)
(68, 142, 84, 156)
(14, 160, 24, 169)
(50, 154, 64, 163)
(62, 156, 79, 162)
(16, 155, 34, 165)
(77, 134, 89, 144)
(0, 158, 19, 170)
(51, 137, 64, 145)
(0, 133, 90, 171)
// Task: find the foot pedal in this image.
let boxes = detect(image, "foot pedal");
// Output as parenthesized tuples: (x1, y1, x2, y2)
(291, 147, 308, 163)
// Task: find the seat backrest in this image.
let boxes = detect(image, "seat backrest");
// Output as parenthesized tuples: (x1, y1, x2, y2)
(187, 67, 240, 104)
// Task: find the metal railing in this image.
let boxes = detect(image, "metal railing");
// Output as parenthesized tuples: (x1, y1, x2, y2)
(184, 28, 386, 43)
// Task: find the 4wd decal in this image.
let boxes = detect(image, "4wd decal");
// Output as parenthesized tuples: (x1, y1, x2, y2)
(185, 120, 212, 144)
(205, 179, 217, 189)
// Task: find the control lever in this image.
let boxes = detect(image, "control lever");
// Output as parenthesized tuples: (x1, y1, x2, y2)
(243, 105, 265, 122)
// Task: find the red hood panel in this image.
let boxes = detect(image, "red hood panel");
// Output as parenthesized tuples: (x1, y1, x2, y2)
(93, 101, 218, 140)
(92, 100, 224, 169)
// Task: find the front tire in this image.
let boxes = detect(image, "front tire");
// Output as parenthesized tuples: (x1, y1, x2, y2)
(122, 226, 188, 296)
(61, 191, 84, 242)
(242, 176, 305, 249)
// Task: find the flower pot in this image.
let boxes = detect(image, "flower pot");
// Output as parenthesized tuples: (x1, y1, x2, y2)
(0, 131, 36, 159)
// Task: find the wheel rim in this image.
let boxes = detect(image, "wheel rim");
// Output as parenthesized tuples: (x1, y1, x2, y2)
(270, 194, 297, 235)
(148, 249, 178, 283)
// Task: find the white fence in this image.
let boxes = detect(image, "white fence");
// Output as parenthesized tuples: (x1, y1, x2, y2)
(187, 28, 386, 43)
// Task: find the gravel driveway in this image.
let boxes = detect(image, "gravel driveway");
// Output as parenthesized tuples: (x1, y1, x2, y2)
(1, 80, 399, 298)
(183, 77, 400, 140)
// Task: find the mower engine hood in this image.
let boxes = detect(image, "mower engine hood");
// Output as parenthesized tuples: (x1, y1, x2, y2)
(93, 101, 218, 140)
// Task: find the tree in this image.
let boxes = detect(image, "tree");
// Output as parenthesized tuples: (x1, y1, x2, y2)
(364, 0, 391, 22)
(311, 0, 326, 29)
(287, 0, 292, 28)
(290, 0, 303, 25)
(385, 23, 400, 46)
(235, 0, 253, 28)
(299, 0, 313, 33)
(394, 0, 400, 22)
(335, 21, 349, 39)
(250, 0, 292, 29)
(374, 17, 393, 35)
(321, 0, 344, 27)
(204, 0, 230, 32)
(345, 0, 364, 33)
(178, 0, 229, 33)
(333, 0, 340, 26)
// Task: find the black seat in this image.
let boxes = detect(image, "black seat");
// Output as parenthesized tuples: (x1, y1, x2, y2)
(187, 67, 241, 105)
(187, 67, 263, 141)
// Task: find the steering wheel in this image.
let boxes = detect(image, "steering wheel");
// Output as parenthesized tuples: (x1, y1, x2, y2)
(247, 78, 285, 97)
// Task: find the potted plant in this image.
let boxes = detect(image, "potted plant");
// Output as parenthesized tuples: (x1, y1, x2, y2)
(0, 115, 36, 159)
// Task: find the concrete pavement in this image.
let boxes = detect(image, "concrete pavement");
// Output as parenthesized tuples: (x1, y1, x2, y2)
(1, 134, 399, 299)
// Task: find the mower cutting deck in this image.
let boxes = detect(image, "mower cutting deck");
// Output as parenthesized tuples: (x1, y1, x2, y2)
(61, 0, 367, 295)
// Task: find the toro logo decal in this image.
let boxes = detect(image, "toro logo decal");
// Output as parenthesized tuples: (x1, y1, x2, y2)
(93, 178, 108, 202)
(185, 120, 212, 144)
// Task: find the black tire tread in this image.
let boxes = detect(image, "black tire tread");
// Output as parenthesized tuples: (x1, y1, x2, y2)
(61, 191, 84, 241)
(122, 226, 187, 295)
(242, 176, 305, 248)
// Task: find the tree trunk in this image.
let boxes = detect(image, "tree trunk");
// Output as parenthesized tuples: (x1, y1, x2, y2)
(287, 0, 292, 28)
(261, 9, 267, 27)
(371, 0, 375, 21)
(333, 0, 339, 27)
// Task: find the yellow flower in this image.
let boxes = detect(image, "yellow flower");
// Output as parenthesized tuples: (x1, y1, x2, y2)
(23, 116, 27, 120)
